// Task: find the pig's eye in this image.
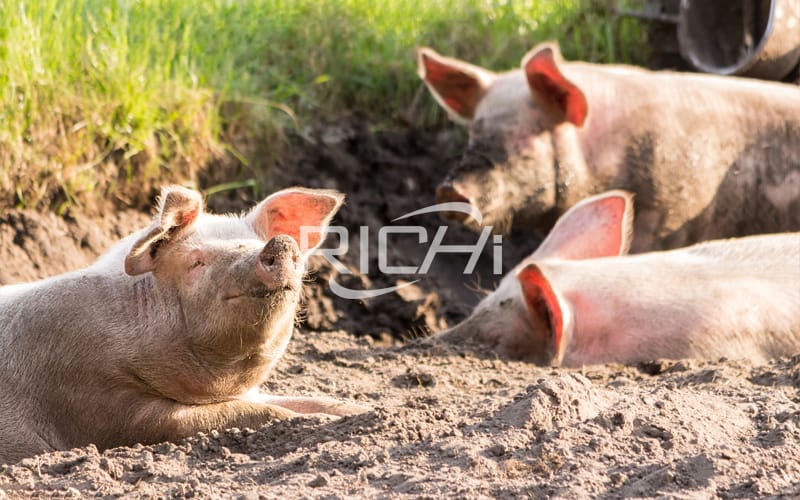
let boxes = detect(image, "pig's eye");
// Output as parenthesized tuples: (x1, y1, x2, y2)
(189, 260, 205, 270)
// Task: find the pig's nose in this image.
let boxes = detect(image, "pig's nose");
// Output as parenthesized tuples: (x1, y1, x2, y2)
(436, 183, 471, 222)
(260, 234, 300, 267)
(256, 235, 301, 290)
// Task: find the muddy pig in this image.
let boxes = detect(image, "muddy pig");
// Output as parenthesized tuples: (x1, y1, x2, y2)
(436, 191, 800, 367)
(417, 42, 800, 251)
(0, 185, 366, 464)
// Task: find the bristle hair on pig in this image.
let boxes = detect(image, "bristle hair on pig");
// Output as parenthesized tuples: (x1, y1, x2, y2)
(0, 185, 366, 464)
(437, 191, 800, 367)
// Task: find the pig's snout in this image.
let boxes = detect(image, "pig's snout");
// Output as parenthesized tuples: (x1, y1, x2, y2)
(260, 235, 299, 266)
(255, 235, 301, 291)
(436, 182, 472, 222)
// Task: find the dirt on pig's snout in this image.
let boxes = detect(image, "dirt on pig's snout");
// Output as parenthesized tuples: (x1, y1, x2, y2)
(1, 124, 799, 498)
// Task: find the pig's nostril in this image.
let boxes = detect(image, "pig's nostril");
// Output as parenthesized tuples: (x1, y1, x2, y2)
(263, 255, 276, 266)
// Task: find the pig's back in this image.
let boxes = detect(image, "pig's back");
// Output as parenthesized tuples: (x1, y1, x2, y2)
(592, 232, 800, 300)
(566, 62, 800, 109)
(565, 62, 800, 143)
(684, 232, 800, 264)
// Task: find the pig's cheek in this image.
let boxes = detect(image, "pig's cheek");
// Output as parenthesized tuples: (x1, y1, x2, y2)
(184, 264, 207, 286)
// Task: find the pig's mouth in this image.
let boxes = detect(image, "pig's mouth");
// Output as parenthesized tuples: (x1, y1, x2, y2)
(449, 207, 514, 236)
(435, 181, 515, 235)
(223, 283, 299, 302)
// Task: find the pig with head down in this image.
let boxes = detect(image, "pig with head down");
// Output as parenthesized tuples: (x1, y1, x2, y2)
(436, 191, 800, 367)
(418, 42, 800, 251)
(0, 185, 366, 464)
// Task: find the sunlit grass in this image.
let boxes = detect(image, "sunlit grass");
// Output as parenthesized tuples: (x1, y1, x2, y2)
(0, 0, 648, 211)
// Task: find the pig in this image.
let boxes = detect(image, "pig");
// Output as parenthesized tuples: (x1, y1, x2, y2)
(417, 42, 800, 251)
(435, 190, 800, 367)
(0, 185, 366, 464)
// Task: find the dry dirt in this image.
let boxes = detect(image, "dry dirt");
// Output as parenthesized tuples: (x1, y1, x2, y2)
(1, 124, 799, 498)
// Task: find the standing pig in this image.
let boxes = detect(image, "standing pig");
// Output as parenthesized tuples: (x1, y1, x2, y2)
(0, 185, 365, 464)
(417, 42, 800, 250)
(436, 191, 800, 366)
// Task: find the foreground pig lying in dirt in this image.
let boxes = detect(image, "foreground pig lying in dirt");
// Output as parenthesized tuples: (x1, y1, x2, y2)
(436, 191, 800, 367)
(417, 42, 800, 251)
(0, 185, 366, 464)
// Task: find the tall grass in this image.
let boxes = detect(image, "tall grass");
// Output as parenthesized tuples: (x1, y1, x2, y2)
(0, 0, 648, 212)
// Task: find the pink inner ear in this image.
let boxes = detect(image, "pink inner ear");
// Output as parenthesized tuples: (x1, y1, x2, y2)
(262, 192, 336, 251)
(518, 264, 564, 354)
(180, 206, 200, 227)
(525, 50, 587, 127)
(422, 53, 482, 120)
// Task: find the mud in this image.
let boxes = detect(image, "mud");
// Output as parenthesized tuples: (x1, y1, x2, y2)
(246, 121, 538, 340)
(1, 124, 798, 498)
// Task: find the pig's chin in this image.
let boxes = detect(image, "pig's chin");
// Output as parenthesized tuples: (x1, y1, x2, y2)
(466, 211, 514, 236)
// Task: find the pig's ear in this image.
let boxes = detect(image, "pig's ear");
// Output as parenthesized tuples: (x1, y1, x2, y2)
(247, 187, 344, 256)
(522, 42, 588, 127)
(417, 47, 495, 124)
(517, 263, 570, 366)
(533, 190, 633, 260)
(125, 186, 203, 276)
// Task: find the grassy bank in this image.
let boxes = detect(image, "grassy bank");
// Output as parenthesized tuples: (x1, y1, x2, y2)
(0, 0, 648, 212)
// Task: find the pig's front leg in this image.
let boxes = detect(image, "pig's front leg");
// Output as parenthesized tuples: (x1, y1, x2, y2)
(123, 395, 367, 448)
(126, 398, 299, 445)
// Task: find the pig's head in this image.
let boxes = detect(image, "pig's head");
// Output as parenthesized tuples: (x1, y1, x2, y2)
(435, 191, 632, 366)
(417, 42, 587, 234)
(123, 185, 343, 370)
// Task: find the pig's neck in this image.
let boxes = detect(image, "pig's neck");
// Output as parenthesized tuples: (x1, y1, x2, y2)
(550, 123, 593, 211)
(5, 269, 277, 405)
(0, 270, 146, 400)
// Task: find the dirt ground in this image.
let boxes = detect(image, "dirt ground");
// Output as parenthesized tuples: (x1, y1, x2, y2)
(1, 124, 799, 498)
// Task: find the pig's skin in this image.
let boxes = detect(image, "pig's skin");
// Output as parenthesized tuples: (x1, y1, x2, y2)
(437, 191, 800, 367)
(418, 43, 800, 251)
(0, 186, 365, 464)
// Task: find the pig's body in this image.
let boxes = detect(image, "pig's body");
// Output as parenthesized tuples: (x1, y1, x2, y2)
(0, 187, 364, 464)
(438, 192, 800, 367)
(419, 44, 800, 250)
(544, 65, 800, 250)
(535, 234, 799, 366)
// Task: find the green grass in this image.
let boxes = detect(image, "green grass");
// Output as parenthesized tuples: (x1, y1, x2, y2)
(0, 0, 649, 212)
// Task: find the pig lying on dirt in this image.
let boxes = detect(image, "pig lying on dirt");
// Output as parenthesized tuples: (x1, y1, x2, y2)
(0, 186, 366, 464)
(436, 191, 800, 367)
(417, 42, 800, 251)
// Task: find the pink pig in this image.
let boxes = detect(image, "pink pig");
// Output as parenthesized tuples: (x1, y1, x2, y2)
(417, 42, 800, 251)
(0, 185, 366, 464)
(437, 191, 800, 366)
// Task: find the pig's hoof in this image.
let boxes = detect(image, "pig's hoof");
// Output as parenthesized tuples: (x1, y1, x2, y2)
(317, 401, 371, 417)
(338, 402, 371, 416)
